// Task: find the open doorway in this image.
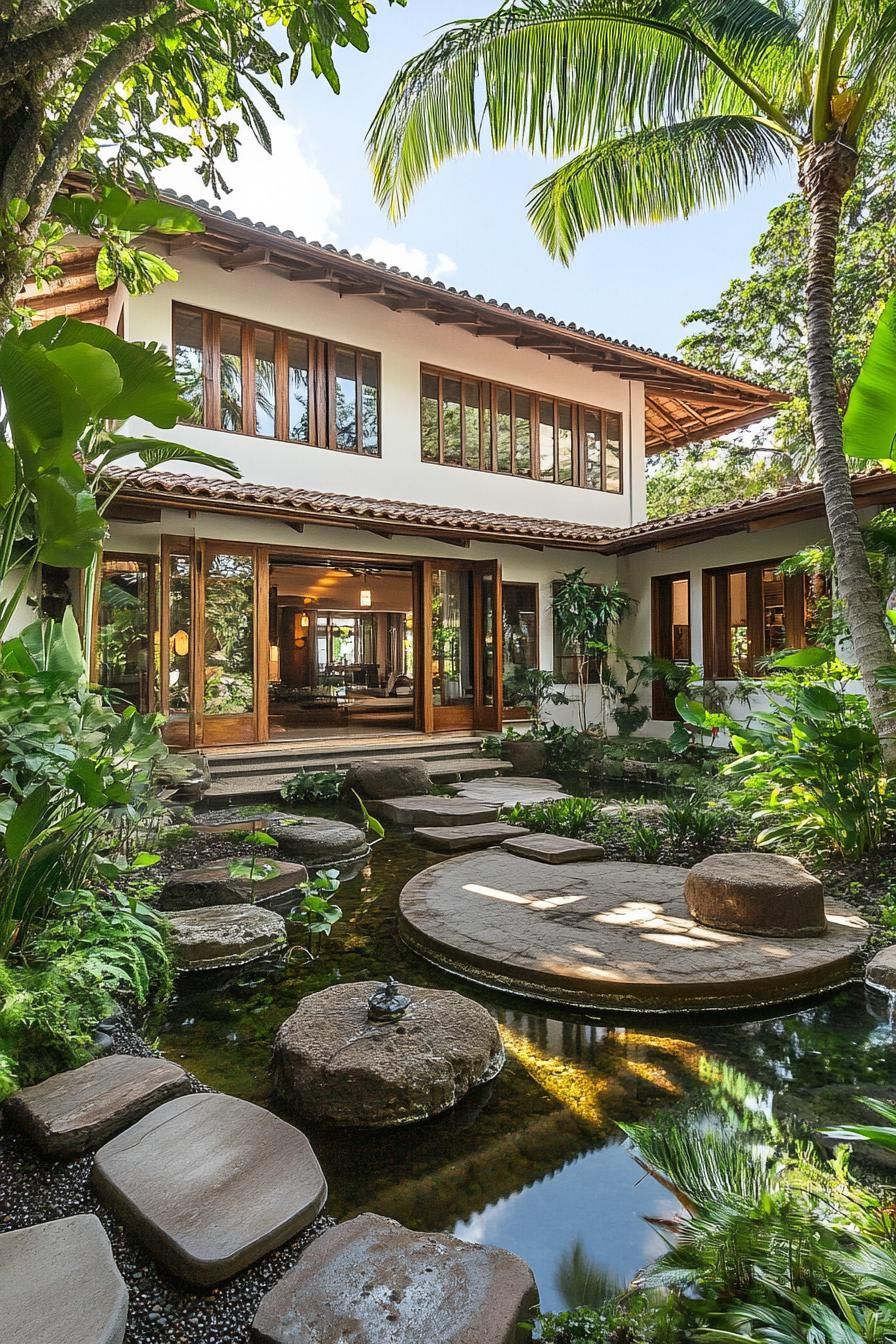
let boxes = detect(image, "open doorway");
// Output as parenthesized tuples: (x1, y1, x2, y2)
(268, 557, 417, 739)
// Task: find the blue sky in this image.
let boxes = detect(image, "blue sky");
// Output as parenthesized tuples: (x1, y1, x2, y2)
(164, 1, 797, 357)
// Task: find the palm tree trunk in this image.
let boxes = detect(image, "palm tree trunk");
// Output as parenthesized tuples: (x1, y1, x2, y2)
(800, 140, 896, 762)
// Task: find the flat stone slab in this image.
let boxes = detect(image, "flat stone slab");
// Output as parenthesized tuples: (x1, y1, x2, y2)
(374, 796, 500, 827)
(501, 833, 605, 864)
(414, 822, 530, 853)
(399, 851, 868, 1012)
(191, 807, 298, 832)
(159, 857, 308, 910)
(448, 777, 569, 806)
(0, 1214, 128, 1344)
(685, 852, 826, 937)
(92, 1093, 327, 1286)
(272, 982, 504, 1127)
(3, 1054, 190, 1156)
(250, 1212, 538, 1344)
(867, 945, 896, 993)
(266, 817, 369, 866)
(166, 905, 287, 970)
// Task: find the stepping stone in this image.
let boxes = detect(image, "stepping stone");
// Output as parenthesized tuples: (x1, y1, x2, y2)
(342, 757, 432, 799)
(450, 777, 570, 806)
(166, 905, 287, 971)
(373, 796, 499, 827)
(414, 822, 530, 853)
(159, 857, 308, 910)
(685, 852, 826, 938)
(272, 982, 504, 1127)
(0, 1214, 128, 1344)
(266, 817, 369, 867)
(250, 1212, 538, 1344)
(501, 833, 606, 864)
(191, 807, 297, 833)
(92, 1093, 327, 1286)
(3, 1054, 190, 1157)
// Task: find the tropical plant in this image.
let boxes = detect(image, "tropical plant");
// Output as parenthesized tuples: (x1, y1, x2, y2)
(843, 287, 896, 463)
(503, 796, 600, 839)
(370, 0, 896, 761)
(504, 665, 570, 724)
(289, 870, 344, 955)
(550, 571, 636, 732)
(280, 770, 344, 803)
(227, 831, 281, 887)
(662, 797, 729, 855)
(0, 0, 403, 318)
(825, 1096, 896, 1154)
(627, 822, 664, 864)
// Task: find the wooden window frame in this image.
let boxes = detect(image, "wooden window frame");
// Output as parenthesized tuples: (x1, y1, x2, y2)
(419, 363, 624, 494)
(502, 581, 541, 719)
(172, 302, 381, 456)
(92, 552, 159, 714)
(702, 560, 820, 679)
(551, 579, 606, 685)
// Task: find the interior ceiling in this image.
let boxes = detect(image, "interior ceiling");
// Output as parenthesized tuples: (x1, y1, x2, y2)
(270, 563, 412, 611)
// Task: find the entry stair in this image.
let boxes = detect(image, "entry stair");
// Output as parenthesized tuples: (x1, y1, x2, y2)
(202, 734, 512, 805)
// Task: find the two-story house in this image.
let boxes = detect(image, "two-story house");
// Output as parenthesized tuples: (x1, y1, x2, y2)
(24, 192, 896, 751)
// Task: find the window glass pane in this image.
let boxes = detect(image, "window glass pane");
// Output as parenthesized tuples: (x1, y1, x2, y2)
(583, 410, 602, 489)
(361, 355, 379, 455)
(496, 387, 512, 473)
(463, 382, 481, 469)
(503, 583, 538, 706)
(514, 391, 531, 475)
(421, 371, 440, 460)
(254, 327, 275, 436)
(97, 558, 152, 711)
(287, 336, 310, 442)
(219, 317, 243, 431)
(538, 399, 555, 481)
(558, 403, 573, 483)
(728, 570, 750, 673)
(762, 566, 786, 657)
(605, 412, 622, 492)
(173, 308, 203, 423)
(167, 552, 191, 720)
(204, 551, 255, 715)
(671, 578, 691, 661)
(334, 348, 358, 450)
(431, 568, 473, 706)
(443, 377, 462, 465)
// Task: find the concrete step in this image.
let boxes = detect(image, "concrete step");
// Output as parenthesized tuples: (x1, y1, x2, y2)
(203, 754, 512, 805)
(208, 736, 485, 775)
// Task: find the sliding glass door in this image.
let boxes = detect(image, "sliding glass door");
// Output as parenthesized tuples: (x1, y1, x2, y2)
(423, 559, 503, 731)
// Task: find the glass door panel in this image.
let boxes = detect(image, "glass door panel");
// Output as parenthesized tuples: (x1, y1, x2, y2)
(160, 539, 195, 747)
(430, 566, 474, 728)
(201, 545, 259, 744)
(473, 560, 502, 731)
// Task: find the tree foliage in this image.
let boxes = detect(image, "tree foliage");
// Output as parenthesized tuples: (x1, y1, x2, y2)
(646, 441, 793, 519)
(679, 120, 896, 477)
(0, 0, 401, 314)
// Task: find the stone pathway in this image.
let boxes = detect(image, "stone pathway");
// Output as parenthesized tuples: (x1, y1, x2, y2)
(272, 982, 505, 1127)
(2, 1054, 189, 1157)
(413, 822, 530, 853)
(399, 850, 869, 1012)
(501, 833, 605, 864)
(0, 1214, 129, 1344)
(92, 1094, 328, 1286)
(447, 776, 570, 807)
(159, 858, 307, 911)
(251, 1212, 538, 1344)
(166, 905, 287, 971)
(373, 796, 500, 827)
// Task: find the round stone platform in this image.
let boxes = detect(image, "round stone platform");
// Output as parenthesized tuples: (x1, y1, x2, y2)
(398, 852, 869, 1012)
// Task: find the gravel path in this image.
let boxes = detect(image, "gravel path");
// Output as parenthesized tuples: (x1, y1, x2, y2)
(0, 1015, 333, 1344)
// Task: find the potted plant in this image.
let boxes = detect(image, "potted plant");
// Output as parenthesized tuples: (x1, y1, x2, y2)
(501, 667, 568, 774)
(551, 571, 637, 734)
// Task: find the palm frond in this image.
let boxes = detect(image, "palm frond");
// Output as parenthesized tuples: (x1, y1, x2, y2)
(527, 116, 790, 259)
(368, 0, 796, 217)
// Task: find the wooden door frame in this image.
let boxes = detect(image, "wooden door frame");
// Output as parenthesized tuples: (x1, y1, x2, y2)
(651, 571, 690, 721)
(197, 539, 265, 747)
(472, 558, 503, 732)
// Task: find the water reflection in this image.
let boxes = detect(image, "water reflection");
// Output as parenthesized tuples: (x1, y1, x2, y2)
(152, 824, 896, 1312)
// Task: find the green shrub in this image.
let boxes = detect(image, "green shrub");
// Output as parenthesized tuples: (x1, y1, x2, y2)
(662, 797, 729, 854)
(627, 822, 664, 863)
(535, 1296, 682, 1343)
(280, 770, 343, 803)
(503, 797, 600, 839)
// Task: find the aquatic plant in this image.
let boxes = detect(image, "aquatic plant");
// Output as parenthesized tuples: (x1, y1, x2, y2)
(288, 870, 344, 956)
(626, 823, 664, 864)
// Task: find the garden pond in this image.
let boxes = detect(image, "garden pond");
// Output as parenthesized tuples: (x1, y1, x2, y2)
(149, 815, 896, 1314)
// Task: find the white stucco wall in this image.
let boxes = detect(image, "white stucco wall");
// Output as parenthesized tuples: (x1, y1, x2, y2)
(121, 250, 645, 530)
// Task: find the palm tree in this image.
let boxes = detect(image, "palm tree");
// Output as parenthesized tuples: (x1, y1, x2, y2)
(369, 0, 896, 757)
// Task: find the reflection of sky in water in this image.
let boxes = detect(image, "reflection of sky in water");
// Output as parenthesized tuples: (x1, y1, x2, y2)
(452, 1141, 680, 1314)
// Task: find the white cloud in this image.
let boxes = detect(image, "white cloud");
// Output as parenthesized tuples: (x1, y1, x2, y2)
(357, 236, 458, 280)
(160, 121, 342, 244)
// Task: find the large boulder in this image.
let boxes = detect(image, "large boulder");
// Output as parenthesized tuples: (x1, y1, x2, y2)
(267, 817, 369, 868)
(159, 858, 308, 910)
(343, 758, 432, 800)
(251, 1212, 538, 1344)
(272, 981, 504, 1127)
(0, 1214, 129, 1344)
(3, 1054, 189, 1156)
(166, 905, 287, 970)
(92, 1093, 327, 1286)
(685, 852, 826, 937)
(866, 945, 896, 993)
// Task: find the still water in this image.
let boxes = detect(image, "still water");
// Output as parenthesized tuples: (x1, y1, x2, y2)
(152, 829, 896, 1313)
